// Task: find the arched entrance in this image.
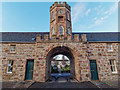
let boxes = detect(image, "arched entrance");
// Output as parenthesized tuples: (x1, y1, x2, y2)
(45, 46, 75, 81)
(50, 54, 70, 78)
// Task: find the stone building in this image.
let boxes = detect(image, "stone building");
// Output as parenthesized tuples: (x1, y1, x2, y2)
(1, 2, 119, 83)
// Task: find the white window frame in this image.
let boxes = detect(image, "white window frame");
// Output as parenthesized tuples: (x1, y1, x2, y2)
(10, 45, 16, 53)
(107, 43, 113, 51)
(109, 60, 117, 73)
(7, 60, 13, 73)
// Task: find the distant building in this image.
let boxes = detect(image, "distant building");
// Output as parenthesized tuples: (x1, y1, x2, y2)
(1, 2, 119, 83)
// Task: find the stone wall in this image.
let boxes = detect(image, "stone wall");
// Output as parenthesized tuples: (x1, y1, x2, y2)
(2, 43, 36, 81)
(88, 42, 119, 82)
(1, 41, 119, 82)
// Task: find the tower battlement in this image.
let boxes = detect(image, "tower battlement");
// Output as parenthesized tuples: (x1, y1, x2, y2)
(50, 2, 71, 11)
(36, 34, 87, 43)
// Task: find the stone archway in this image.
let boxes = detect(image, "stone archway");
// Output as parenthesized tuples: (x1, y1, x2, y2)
(45, 46, 75, 81)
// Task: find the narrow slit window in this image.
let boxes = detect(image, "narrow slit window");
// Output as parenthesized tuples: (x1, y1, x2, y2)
(52, 27, 54, 35)
(52, 12, 55, 20)
(59, 26, 64, 35)
(67, 12, 70, 20)
(67, 28, 70, 35)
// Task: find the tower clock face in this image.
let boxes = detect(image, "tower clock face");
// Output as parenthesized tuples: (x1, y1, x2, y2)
(58, 10, 63, 15)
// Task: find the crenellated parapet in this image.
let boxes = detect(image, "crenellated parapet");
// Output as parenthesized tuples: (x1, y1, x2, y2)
(50, 1, 71, 11)
(36, 34, 87, 43)
(81, 34, 87, 42)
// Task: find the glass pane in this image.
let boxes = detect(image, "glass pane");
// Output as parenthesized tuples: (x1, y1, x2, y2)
(111, 66, 113, 72)
(110, 60, 112, 65)
(52, 13, 55, 19)
(111, 60, 114, 65)
(52, 27, 54, 35)
(10, 45, 16, 52)
(67, 29, 70, 34)
(8, 66, 11, 72)
(59, 26, 63, 35)
(7, 60, 13, 72)
(112, 66, 115, 72)
(107, 44, 111, 50)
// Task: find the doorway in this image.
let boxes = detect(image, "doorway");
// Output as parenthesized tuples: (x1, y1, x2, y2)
(25, 60, 34, 80)
(89, 60, 99, 80)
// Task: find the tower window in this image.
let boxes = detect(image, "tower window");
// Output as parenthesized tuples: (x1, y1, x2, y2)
(67, 28, 70, 35)
(58, 16, 63, 22)
(52, 12, 55, 20)
(67, 12, 70, 20)
(59, 26, 64, 35)
(52, 27, 54, 35)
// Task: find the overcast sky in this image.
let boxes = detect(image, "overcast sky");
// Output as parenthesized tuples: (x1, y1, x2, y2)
(2, 2, 118, 32)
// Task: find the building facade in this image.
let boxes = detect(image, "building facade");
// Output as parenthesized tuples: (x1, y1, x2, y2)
(1, 2, 119, 83)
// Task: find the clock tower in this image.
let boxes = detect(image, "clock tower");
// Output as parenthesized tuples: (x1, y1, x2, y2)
(50, 2, 72, 39)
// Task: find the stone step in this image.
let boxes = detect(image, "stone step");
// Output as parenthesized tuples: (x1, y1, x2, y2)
(90, 81, 112, 88)
(13, 81, 35, 88)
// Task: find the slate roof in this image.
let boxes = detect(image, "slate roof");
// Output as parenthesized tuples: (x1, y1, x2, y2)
(1, 32, 120, 42)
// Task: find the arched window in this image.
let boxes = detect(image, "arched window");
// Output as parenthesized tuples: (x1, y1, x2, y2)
(52, 27, 54, 35)
(59, 26, 64, 35)
(67, 28, 70, 35)
(52, 12, 55, 20)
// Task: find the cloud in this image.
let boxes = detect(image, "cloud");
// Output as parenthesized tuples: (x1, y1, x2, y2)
(93, 2, 118, 26)
(108, 1, 118, 15)
(85, 8, 91, 16)
(94, 17, 97, 20)
(73, 2, 118, 31)
(72, 2, 86, 24)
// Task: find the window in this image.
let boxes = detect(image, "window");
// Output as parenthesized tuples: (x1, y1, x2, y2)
(52, 12, 55, 20)
(59, 26, 64, 35)
(7, 60, 13, 73)
(67, 28, 70, 35)
(10, 45, 16, 53)
(52, 27, 54, 35)
(107, 43, 113, 51)
(110, 60, 117, 73)
(66, 12, 70, 20)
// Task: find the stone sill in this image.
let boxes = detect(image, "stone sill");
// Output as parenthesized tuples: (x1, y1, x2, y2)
(111, 72, 118, 75)
(107, 50, 114, 52)
(8, 52, 16, 54)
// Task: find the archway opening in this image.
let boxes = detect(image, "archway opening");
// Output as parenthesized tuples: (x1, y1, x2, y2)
(45, 46, 75, 81)
(51, 54, 70, 77)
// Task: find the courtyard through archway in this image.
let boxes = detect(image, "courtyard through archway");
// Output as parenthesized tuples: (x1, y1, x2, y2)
(50, 54, 70, 78)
